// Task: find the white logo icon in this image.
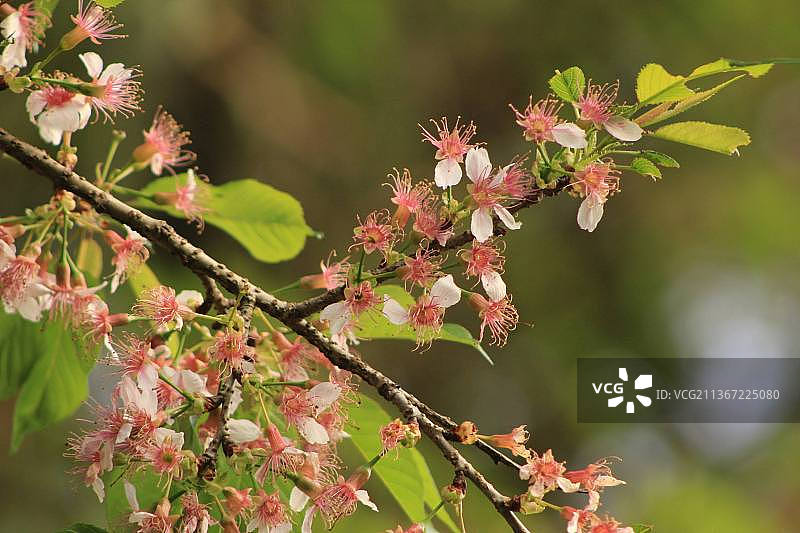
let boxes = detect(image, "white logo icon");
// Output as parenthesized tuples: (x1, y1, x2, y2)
(607, 368, 652, 414)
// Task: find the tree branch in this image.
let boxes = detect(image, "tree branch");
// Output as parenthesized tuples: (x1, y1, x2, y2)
(0, 127, 530, 532)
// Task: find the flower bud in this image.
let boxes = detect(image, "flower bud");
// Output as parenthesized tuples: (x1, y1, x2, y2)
(518, 493, 545, 515)
(441, 483, 465, 505)
(401, 421, 421, 448)
(455, 421, 478, 444)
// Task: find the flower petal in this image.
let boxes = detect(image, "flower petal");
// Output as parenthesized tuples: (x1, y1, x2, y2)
(290, 487, 310, 512)
(494, 206, 522, 231)
(577, 195, 604, 232)
(226, 419, 261, 444)
(298, 417, 330, 444)
(434, 158, 462, 188)
(355, 489, 379, 512)
(603, 116, 643, 142)
(320, 301, 349, 335)
(481, 271, 507, 301)
(551, 122, 588, 148)
(465, 147, 492, 183)
(308, 381, 341, 413)
(383, 297, 409, 325)
(79, 51, 104, 79)
(470, 207, 494, 243)
(124, 479, 140, 511)
(430, 274, 461, 308)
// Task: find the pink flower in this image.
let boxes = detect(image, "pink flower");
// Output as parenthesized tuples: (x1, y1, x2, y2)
(105, 226, 149, 293)
(320, 280, 384, 335)
(572, 163, 620, 232)
(208, 331, 255, 373)
(398, 248, 440, 289)
(577, 82, 643, 142)
(116, 334, 160, 391)
(273, 332, 318, 382)
(412, 198, 452, 246)
(383, 274, 462, 348)
(460, 239, 506, 301)
(0, 2, 42, 69)
(510, 96, 587, 148)
(464, 147, 522, 243)
(247, 490, 292, 533)
(179, 492, 215, 533)
(303, 468, 377, 532)
(483, 425, 530, 458)
(224, 487, 253, 518)
(0, 243, 40, 306)
(300, 252, 350, 290)
(386, 168, 429, 227)
(467, 293, 519, 346)
(588, 517, 634, 533)
(279, 382, 341, 445)
(26, 85, 91, 144)
(78, 51, 142, 120)
(143, 427, 184, 477)
(133, 285, 195, 329)
(419, 117, 476, 188)
(133, 106, 195, 175)
(498, 160, 533, 199)
(351, 210, 396, 257)
(519, 449, 580, 498)
(379, 419, 406, 453)
(61, 0, 125, 50)
(254, 424, 306, 484)
(563, 459, 625, 495)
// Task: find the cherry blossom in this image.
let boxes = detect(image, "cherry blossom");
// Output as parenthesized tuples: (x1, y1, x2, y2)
(467, 292, 519, 346)
(78, 51, 142, 120)
(572, 162, 621, 232)
(133, 106, 195, 175)
(61, 0, 126, 50)
(302, 468, 377, 532)
(510, 96, 587, 148)
(26, 85, 91, 145)
(519, 448, 580, 498)
(383, 274, 461, 347)
(247, 490, 292, 533)
(420, 117, 476, 187)
(464, 147, 522, 243)
(279, 382, 341, 444)
(0, 2, 41, 69)
(577, 82, 643, 142)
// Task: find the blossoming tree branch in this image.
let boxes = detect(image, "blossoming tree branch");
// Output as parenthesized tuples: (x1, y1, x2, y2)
(0, 1, 789, 532)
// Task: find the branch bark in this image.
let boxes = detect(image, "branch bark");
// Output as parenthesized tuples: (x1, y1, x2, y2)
(0, 127, 530, 532)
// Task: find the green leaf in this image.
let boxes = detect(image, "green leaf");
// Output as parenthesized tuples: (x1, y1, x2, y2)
(57, 524, 108, 533)
(631, 524, 655, 533)
(94, 0, 126, 7)
(126, 262, 160, 297)
(548, 66, 585, 103)
(0, 312, 40, 400)
(355, 285, 493, 364)
(650, 121, 750, 155)
(76, 237, 104, 280)
(640, 151, 679, 168)
(10, 318, 94, 452)
(136, 177, 314, 263)
(690, 58, 773, 79)
(103, 468, 161, 533)
(348, 394, 459, 533)
(636, 63, 694, 104)
(638, 76, 745, 127)
(630, 157, 662, 180)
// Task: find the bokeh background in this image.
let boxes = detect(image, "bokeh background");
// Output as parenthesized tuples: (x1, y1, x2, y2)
(2, 1, 799, 531)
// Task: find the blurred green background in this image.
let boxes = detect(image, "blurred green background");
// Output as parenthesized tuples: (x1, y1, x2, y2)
(1, 1, 799, 531)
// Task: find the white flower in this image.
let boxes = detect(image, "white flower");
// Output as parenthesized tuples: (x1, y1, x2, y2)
(465, 148, 522, 243)
(26, 86, 91, 145)
(481, 270, 507, 301)
(176, 289, 204, 310)
(384, 274, 462, 325)
(577, 193, 605, 232)
(1, 12, 27, 69)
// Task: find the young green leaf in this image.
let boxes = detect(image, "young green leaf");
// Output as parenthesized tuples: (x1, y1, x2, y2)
(548, 66, 585, 103)
(34, 0, 60, 16)
(636, 63, 694, 104)
(631, 524, 655, 533)
(10, 318, 95, 452)
(650, 121, 750, 155)
(348, 394, 459, 533)
(690, 58, 773, 79)
(639, 150, 679, 168)
(355, 285, 493, 364)
(637, 75, 745, 127)
(136, 177, 315, 263)
(76, 238, 104, 280)
(126, 262, 160, 297)
(630, 157, 662, 179)
(103, 468, 162, 532)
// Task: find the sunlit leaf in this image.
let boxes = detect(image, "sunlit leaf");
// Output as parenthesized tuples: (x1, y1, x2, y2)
(126, 263, 160, 297)
(348, 394, 459, 533)
(548, 66, 585, 103)
(103, 468, 161, 533)
(636, 63, 694, 104)
(639, 150, 679, 168)
(355, 285, 493, 364)
(136, 177, 315, 263)
(94, 0, 126, 7)
(690, 58, 774, 79)
(631, 524, 655, 533)
(638, 76, 745, 127)
(650, 121, 750, 155)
